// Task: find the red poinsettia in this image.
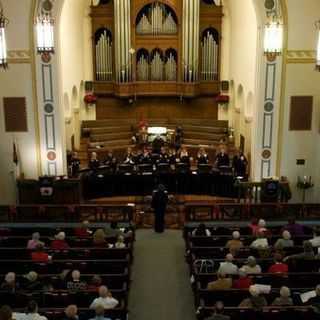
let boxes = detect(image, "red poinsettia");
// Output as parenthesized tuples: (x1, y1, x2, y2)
(215, 94, 230, 104)
(84, 94, 97, 104)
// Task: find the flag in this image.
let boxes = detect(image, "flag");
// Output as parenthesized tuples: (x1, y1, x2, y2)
(13, 142, 18, 165)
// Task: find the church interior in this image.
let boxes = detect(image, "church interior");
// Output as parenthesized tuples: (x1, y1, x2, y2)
(0, 0, 320, 319)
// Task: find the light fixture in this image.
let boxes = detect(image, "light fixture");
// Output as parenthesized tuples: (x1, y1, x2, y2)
(0, 5, 9, 69)
(264, 19, 283, 55)
(315, 20, 320, 71)
(36, 1, 54, 54)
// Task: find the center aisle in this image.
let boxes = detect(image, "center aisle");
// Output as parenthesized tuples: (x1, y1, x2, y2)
(128, 229, 197, 320)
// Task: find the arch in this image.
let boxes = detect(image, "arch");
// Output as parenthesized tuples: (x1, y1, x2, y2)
(136, 48, 150, 62)
(94, 27, 112, 44)
(235, 84, 244, 112)
(201, 27, 220, 44)
(165, 48, 177, 61)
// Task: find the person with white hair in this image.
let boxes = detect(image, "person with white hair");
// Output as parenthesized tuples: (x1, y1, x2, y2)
(1, 272, 19, 293)
(89, 152, 100, 170)
(115, 235, 126, 248)
(27, 232, 44, 250)
(51, 231, 69, 250)
(89, 285, 119, 310)
(88, 305, 112, 320)
(250, 230, 269, 249)
(240, 256, 262, 274)
(217, 254, 238, 275)
(274, 230, 294, 250)
(239, 285, 268, 310)
(309, 228, 320, 247)
(308, 284, 320, 314)
(225, 231, 243, 255)
(272, 286, 293, 306)
(14, 300, 48, 320)
(67, 270, 87, 292)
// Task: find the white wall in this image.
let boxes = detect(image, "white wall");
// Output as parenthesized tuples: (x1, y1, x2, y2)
(0, 0, 38, 204)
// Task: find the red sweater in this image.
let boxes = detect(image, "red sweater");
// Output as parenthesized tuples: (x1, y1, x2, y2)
(51, 240, 69, 250)
(268, 263, 288, 274)
(31, 251, 49, 262)
(233, 277, 253, 289)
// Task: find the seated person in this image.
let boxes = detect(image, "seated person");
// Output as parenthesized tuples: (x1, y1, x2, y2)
(89, 285, 119, 310)
(67, 270, 87, 292)
(177, 145, 190, 166)
(274, 230, 294, 250)
(207, 272, 232, 290)
(240, 256, 262, 274)
(283, 240, 315, 262)
(197, 147, 209, 165)
(272, 286, 293, 306)
(123, 147, 135, 165)
(233, 270, 252, 289)
(89, 305, 112, 320)
(103, 150, 117, 170)
(21, 271, 42, 291)
(282, 217, 305, 237)
(225, 231, 243, 255)
(89, 152, 100, 170)
(31, 244, 50, 263)
(310, 227, 320, 247)
(215, 147, 230, 168)
(205, 301, 230, 320)
(268, 253, 288, 274)
(250, 231, 269, 249)
(158, 147, 169, 164)
(239, 285, 268, 310)
(93, 229, 112, 247)
(139, 147, 152, 164)
(233, 152, 248, 177)
(192, 223, 211, 236)
(1, 272, 19, 293)
(70, 151, 81, 177)
(27, 232, 44, 250)
(51, 231, 69, 250)
(74, 220, 92, 238)
(308, 284, 320, 314)
(87, 275, 103, 292)
(14, 301, 48, 320)
(63, 305, 78, 320)
(104, 221, 123, 237)
(115, 235, 126, 249)
(217, 254, 238, 275)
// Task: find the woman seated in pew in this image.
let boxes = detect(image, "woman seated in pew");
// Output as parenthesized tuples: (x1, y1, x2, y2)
(207, 272, 232, 290)
(74, 220, 92, 238)
(66, 270, 87, 292)
(239, 285, 268, 310)
(93, 229, 113, 248)
(1, 272, 19, 293)
(27, 232, 45, 250)
(89, 285, 119, 310)
(274, 230, 294, 250)
(225, 231, 244, 256)
(272, 286, 293, 306)
(192, 223, 211, 237)
(21, 271, 42, 291)
(115, 235, 126, 249)
(31, 244, 51, 263)
(51, 231, 70, 250)
(197, 147, 209, 165)
(14, 300, 48, 320)
(268, 253, 288, 274)
(283, 240, 315, 262)
(87, 275, 103, 292)
(218, 254, 239, 275)
(240, 256, 262, 274)
(250, 230, 269, 250)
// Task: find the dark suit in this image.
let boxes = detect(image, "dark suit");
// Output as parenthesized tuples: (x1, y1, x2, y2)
(152, 187, 168, 233)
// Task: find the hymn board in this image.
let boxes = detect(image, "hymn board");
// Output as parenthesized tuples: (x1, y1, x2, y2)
(90, 0, 222, 98)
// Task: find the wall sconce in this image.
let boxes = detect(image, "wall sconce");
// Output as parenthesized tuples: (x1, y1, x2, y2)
(35, 0, 55, 55)
(264, 19, 283, 56)
(0, 5, 9, 69)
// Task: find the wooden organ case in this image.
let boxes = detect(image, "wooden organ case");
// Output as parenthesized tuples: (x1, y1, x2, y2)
(91, 0, 223, 98)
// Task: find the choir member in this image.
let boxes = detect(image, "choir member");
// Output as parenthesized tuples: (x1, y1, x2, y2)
(89, 152, 100, 170)
(70, 152, 80, 177)
(233, 153, 248, 178)
(152, 135, 164, 154)
(215, 147, 230, 168)
(197, 147, 209, 165)
(123, 147, 135, 165)
(104, 150, 117, 171)
(178, 145, 191, 166)
(175, 126, 183, 150)
(168, 148, 177, 165)
(139, 147, 152, 164)
(159, 147, 169, 164)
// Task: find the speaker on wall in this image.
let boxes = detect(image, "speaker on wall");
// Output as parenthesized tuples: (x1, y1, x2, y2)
(85, 81, 93, 92)
(221, 81, 229, 92)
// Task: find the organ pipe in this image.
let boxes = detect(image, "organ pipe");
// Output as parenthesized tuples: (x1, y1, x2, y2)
(151, 52, 164, 81)
(182, 0, 200, 82)
(165, 53, 177, 81)
(114, 0, 131, 83)
(201, 31, 219, 81)
(95, 30, 113, 81)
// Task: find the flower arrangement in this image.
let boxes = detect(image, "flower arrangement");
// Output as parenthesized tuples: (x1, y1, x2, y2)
(84, 93, 97, 105)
